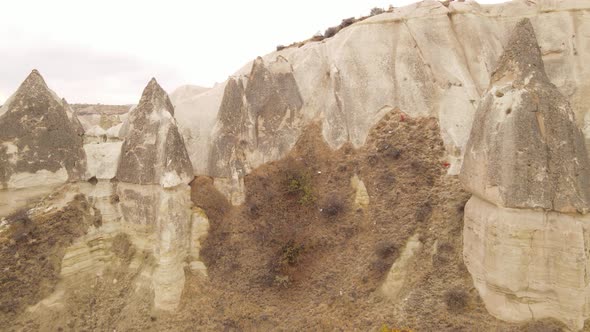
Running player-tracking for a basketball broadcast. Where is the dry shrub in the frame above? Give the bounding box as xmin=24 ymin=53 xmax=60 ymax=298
xmin=524 ymin=319 xmax=565 ymax=332
xmin=320 ymin=194 xmax=345 ymax=217
xmin=280 ymin=240 xmax=304 ymax=266
xmin=415 ymin=201 xmax=433 ymax=222
xmin=371 ymin=7 xmax=385 ymax=15
xmin=190 ymin=176 xmax=231 ymax=222
xmin=444 ymin=288 xmax=468 ymax=312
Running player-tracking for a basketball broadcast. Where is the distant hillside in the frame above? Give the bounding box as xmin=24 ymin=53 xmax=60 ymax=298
xmin=71 ymin=103 xmax=132 ymax=115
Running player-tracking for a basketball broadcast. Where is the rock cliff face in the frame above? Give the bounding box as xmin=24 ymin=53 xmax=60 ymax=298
xmin=0 ymin=70 xmax=86 ymax=189
xmin=461 ymin=18 xmax=590 ymax=330
xmin=175 ymin=0 xmax=590 ymax=183
xmin=2 ymin=0 xmax=590 ymax=330
xmin=207 ymin=57 xmax=303 ymax=203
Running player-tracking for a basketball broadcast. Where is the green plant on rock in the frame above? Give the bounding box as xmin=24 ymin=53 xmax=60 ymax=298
xmin=280 ymin=240 xmax=304 ymax=266
xmin=286 ymin=172 xmax=316 ymax=205
xmin=274 ymin=274 xmax=291 ymax=288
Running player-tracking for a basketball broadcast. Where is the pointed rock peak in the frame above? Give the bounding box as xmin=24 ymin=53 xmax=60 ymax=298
xmin=137 ymin=77 xmax=175 ymax=116
xmin=461 ymin=18 xmax=590 ymax=213
xmin=18 ymin=69 xmax=50 ymax=92
xmin=250 ymin=57 xmax=268 ymax=75
xmin=491 ymin=18 xmax=545 ymax=83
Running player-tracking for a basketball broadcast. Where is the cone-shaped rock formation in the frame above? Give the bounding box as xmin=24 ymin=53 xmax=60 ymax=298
xmin=460 ymin=19 xmax=590 ymax=214
xmin=462 ymin=19 xmax=590 ymax=331
xmin=116 ymin=78 xmax=193 ymax=187
xmin=0 ymin=70 xmax=86 ymax=189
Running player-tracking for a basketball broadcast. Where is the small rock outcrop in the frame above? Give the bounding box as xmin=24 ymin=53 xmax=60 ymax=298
xmin=461 ymin=19 xmax=590 ymax=331
xmin=0 ymin=70 xmax=86 ymax=189
xmin=117 ymin=78 xmax=193 ymax=187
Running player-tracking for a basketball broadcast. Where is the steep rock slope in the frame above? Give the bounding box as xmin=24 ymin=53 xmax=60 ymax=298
xmin=0 ymin=70 xmax=86 ymax=189
xmin=461 ymin=19 xmax=590 ymax=331
xmin=175 ymin=0 xmax=590 ymax=181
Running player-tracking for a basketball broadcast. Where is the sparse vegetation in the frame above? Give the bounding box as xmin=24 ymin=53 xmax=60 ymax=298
xmin=320 ymin=194 xmax=345 ymax=217
xmin=371 ymin=7 xmax=385 ymax=16
xmin=444 ymin=288 xmax=469 ymax=312
xmin=324 ymin=17 xmax=361 ymax=39
xmin=274 ymin=274 xmax=291 ymax=288
xmin=324 ymin=26 xmax=339 ymax=39
xmin=286 ymin=171 xmax=316 ymax=205
xmin=6 ymin=209 xmax=33 ymax=243
xmin=379 ymin=324 xmax=413 ymax=332
xmin=376 ymin=241 xmax=398 ymax=260
xmin=415 ymin=201 xmax=433 ymax=222
xmin=280 ymin=240 xmax=304 ymax=266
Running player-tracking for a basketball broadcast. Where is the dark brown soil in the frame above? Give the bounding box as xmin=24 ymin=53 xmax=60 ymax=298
xmin=0 ymin=194 xmax=98 ymax=327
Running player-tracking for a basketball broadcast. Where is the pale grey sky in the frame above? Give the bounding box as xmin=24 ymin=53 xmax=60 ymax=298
xmin=0 ymin=0 xmax=508 ymax=104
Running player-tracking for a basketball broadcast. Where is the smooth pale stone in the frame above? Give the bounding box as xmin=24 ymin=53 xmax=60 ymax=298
xmin=351 ymin=174 xmax=370 ymax=210
xmin=84 ymin=141 xmax=123 ymax=180
xmin=463 ymin=196 xmax=590 ymax=331
xmin=380 ymin=233 xmax=422 ymax=298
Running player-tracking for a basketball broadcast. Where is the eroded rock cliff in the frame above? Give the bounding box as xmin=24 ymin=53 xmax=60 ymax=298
xmin=174 ymin=0 xmax=590 ymax=184
xmin=462 ymin=18 xmax=590 ymax=331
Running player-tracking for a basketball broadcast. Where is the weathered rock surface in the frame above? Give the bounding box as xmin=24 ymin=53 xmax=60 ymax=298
xmin=175 ymin=0 xmax=590 ymax=179
xmin=461 ymin=19 xmax=590 ymax=214
xmin=461 ymin=19 xmax=590 ymax=331
xmin=117 ymin=78 xmax=193 ymax=187
xmin=0 ymin=70 xmax=86 ymax=189
xmin=463 ymin=196 xmax=590 ymax=331
xmin=113 ymin=79 xmax=195 ymax=310
xmin=209 ymin=56 xmax=303 ymax=178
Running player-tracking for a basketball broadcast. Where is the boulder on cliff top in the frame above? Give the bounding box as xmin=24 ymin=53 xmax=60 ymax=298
xmin=116 ymin=78 xmax=193 ymax=187
xmin=460 ymin=19 xmax=590 ymax=213
xmin=0 ymin=69 xmax=86 ymax=189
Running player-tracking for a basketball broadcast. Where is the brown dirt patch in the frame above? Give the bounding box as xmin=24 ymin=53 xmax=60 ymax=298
xmin=0 ymin=194 xmax=98 ymax=326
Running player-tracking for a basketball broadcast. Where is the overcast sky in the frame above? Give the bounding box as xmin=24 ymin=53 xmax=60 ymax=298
xmin=0 ymin=0 xmax=508 ymax=105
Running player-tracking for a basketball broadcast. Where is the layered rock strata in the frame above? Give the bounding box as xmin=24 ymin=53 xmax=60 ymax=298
xmin=461 ymin=19 xmax=590 ymax=331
